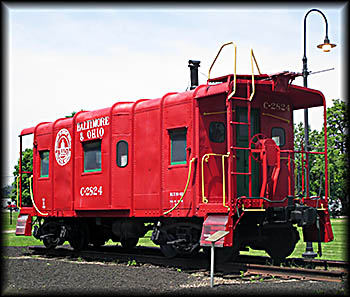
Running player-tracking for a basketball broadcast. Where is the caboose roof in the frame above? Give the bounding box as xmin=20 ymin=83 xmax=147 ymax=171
xmin=20 ymin=127 xmax=35 ymax=136
xmin=197 ymin=72 xmax=325 ymax=110
xmin=288 ymin=85 xmax=325 ymax=110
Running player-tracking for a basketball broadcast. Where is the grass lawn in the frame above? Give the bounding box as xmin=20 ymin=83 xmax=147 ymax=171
xmin=2 ymin=211 xmax=19 ymax=231
xmin=2 ymin=212 xmax=347 ymax=261
xmin=240 ymin=218 xmax=348 ymax=261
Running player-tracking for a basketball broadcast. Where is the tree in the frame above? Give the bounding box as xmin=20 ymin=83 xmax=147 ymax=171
xmin=326 ymin=99 xmax=348 ymax=154
xmin=2 ymin=185 xmax=13 ymax=197
xmin=325 ymin=99 xmax=349 ymax=214
xmin=294 ymin=99 xmax=349 ymax=215
xmin=293 ymin=122 xmax=324 ymax=197
xmin=10 ymin=148 xmax=33 ymax=206
xmin=65 ymin=111 xmax=77 ymax=118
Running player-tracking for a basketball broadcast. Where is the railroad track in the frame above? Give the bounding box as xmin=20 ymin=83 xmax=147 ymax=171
xmin=27 ymin=245 xmax=347 ymax=283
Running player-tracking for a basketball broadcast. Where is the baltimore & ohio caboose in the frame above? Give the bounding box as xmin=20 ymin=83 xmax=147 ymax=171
xmin=16 ymin=42 xmax=333 ymax=264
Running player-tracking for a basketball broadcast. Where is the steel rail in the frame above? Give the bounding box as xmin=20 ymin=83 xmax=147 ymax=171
xmin=28 ymin=245 xmax=347 ymax=283
xmin=243 ymin=263 xmax=346 ymax=283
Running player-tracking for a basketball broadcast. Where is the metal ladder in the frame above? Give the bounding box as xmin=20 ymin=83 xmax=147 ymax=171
xmin=208 ymin=43 xmax=261 ymax=211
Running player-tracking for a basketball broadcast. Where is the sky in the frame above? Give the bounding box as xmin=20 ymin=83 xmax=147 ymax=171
xmin=3 ymin=3 xmax=347 ymax=187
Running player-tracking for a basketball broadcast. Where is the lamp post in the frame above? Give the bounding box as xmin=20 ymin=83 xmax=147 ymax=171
xmin=301 ymin=8 xmax=336 ymax=258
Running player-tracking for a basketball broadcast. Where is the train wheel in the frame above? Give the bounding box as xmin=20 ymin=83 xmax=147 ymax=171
xmin=43 ymin=236 xmax=62 ymax=249
xmin=158 ymin=222 xmax=201 ymax=258
xmin=40 ymin=221 xmax=64 ymax=249
xmin=121 ymin=238 xmax=139 ymax=249
xmin=160 ymin=233 xmax=178 ymax=258
xmin=263 ymin=226 xmax=299 ymax=265
xmin=68 ymin=223 xmax=89 ymax=251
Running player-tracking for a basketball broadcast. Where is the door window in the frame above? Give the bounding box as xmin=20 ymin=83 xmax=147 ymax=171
xmin=40 ymin=151 xmax=49 ymax=177
xmin=116 ymin=140 xmax=128 ymax=167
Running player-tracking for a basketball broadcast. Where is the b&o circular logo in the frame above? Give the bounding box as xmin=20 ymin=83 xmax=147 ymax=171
xmin=55 ymin=128 xmax=72 ymax=166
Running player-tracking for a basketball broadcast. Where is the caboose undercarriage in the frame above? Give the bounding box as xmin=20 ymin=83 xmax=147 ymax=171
xmin=30 ymin=196 xmax=317 ymax=264
xmin=16 ymin=43 xmax=333 ymax=264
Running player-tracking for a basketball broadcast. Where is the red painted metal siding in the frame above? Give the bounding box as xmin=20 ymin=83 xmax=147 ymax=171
xmin=111 ymin=103 xmax=133 ymax=210
xmin=34 ymin=123 xmax=53 ymax=213
xmin=162 ymin=94 xmax=193 ymax=216
xmin=133 ymin=100 xmax=161 ymax=214
xmin=53 ymin=118 xmax=73 ymax=214
xmin=74 ymin=108 xmax=111 ymax=210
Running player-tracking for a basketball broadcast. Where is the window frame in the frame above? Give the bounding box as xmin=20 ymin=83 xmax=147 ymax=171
xmin=209 ymin=121 xmax=226 ymax=143
xmin=83 ymin=140 xmax=102 ymax=173
xmin=271 ymin=127 xmax=286 ymax=147
xmin=169 ymin=128 xmax=187 ymax=165
xmin=116 ymin=140 xmax=128 ymax=168
xmin=39 ymin=150 xmax=50 ymax=178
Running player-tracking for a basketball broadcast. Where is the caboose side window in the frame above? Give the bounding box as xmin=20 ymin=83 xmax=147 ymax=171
xmin=169 ymin=128 xmax=187 ymax=165
xmin=271 ymin=127 xmax=286 ymax=147
xmin=116 ymin=140 xmax=128 ymax=167
xmin=209 ymin=121 xmax=226 ymax=143
xmin=83 ymin=140 xmax=101 ymax=172
xmin=40 ymin=151 xmax=49 ymax=177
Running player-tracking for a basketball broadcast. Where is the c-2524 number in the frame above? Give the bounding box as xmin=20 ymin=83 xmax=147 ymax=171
xmin=263 ymin=101 xmax=290 ymax=112
xmin=80 ymin=185 xmax=103 ymax=197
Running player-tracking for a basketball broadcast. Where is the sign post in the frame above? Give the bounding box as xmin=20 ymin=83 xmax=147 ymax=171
xmin=8 ymin=201 xmax=13 ymax=225
xmin=206 ymin=230 xmax=229 ymax=288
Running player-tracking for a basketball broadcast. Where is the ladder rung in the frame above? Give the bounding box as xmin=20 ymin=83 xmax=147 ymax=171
xmin=231 ymin=172 xmax=251 ymax=175
xmin=229 ymin=96 xmax=250 ymax=101
xmin=231 ymin=146 xmax=249 ymax=150
xmin=230 ymin=121 xmax=250 ymax=125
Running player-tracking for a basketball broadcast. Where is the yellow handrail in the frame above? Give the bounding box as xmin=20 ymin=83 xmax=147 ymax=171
xmin=227 ymin=43 xmax=237 ymax=100
xmin=163 ymin=158 xmax=196 ymax=215
xmin=251 ymin=49 xmax=261 ymax=75
xmin=250 ymin=49 xmax=255 ymax=101
xmin=29 ymin=175 xmax=48 ymax=216
xmin=16 ymin=174 xmax=21 ymax=209
xmin=208 ymin=43 xmax=262 ymax=102
xmin=203 ymin=109 xmax=235 ymax=116
xmin=208 ymin=42 xmax=233 ymax=79
xmin=249 ymin=48 xmax=261 ymax=101
xmin=262 ymin=112 xmax=290 ymax=124
xmin=221 ymin=153 xmax=230 ymax=211
xmin=201 ymin=153 xmax=232 ymax=211
xmin=208 ymin=42 xmax=237 ymax=101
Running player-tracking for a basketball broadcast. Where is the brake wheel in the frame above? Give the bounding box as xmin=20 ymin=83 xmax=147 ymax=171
xmin=249 ymin=133 xmax=268 ymax=162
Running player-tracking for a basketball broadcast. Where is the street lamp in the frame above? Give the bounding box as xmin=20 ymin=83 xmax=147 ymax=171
xmin=301 ymin=8 xmax=336 ymax=258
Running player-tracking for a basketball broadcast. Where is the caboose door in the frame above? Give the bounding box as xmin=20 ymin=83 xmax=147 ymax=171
xmin=235 ymin=106 xmax=260 ymax=197
xmin=199 ymin=95 xmax=228 ymax=205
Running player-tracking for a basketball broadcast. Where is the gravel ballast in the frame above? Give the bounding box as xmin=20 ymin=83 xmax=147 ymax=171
xmin=2 ymin=247 xmax=348 ymax=295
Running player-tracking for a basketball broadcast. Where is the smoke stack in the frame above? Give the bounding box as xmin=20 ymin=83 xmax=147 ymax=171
xmin=188 ymin=60 xmax=201 ymax=90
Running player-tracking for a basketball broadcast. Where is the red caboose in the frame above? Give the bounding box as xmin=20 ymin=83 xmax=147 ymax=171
xmin=16 ymin=43 xmax=333 ymax=263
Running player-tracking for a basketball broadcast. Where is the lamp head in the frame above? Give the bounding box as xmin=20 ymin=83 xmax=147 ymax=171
xmin=317 ymin=37 xmax=336 ymax=52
